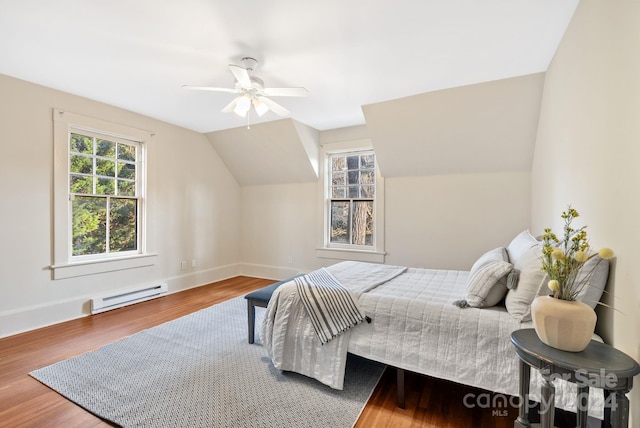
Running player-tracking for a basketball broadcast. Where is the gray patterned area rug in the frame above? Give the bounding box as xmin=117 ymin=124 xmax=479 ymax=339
xmin=30 ymin=296 xmax=385 ymax=427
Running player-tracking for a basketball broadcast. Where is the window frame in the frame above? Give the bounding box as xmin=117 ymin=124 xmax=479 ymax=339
xmin=316 ymin=141 xmax=385 ymax=263
xmin=51 ymin=109 xmax=157 ymax=279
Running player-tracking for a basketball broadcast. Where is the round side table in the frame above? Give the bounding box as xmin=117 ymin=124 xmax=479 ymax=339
xmin=511 ymin=329 xmax=639 ymax=428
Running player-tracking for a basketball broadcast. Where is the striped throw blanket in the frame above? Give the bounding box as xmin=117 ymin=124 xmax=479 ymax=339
xmin=294 ymin=268 xmax=368 ymax=345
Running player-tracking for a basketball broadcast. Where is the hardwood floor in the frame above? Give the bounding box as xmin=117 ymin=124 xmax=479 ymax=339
xmin=0 ymin=276 xmax=519 ymax=427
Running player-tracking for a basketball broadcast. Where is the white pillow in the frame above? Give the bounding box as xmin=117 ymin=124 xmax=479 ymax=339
xmin=460 ymin=247 xmax=512 ymax=308
xmin=506 ymin=230 xmax=538 ymax=265
xmin=505 ymin=243 xmax=549 ymax=322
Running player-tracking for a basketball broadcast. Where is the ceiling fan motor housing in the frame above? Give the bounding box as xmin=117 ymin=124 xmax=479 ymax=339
xmin=241 ymin=57 xmax=258 ymax=72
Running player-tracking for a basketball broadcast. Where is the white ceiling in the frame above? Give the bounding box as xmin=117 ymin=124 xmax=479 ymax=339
xmin=0 ymin=0 xmax=578 ymax=133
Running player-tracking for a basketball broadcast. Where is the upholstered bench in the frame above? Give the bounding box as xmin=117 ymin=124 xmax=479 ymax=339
xmin=245 ymin=276 xmax=301 ymax=344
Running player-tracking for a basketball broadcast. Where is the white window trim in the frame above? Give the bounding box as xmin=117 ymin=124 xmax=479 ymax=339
xmin=51 ymin=109 xmax=157 ymax=279
xmin=316 ymin=139 xmax=385 ymax=263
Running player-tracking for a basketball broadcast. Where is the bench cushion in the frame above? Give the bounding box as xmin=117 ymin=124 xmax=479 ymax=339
xmin=245 ymin=275 xmax=302 ymax=304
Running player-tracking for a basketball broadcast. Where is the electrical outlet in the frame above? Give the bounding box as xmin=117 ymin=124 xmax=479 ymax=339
xmin=181 ymin=261 xmax=187 ymax=271
xmin=287 ymin=255 xmax=293 ymax=264
xmin=191 ymin=259 xmax=197 ymax=268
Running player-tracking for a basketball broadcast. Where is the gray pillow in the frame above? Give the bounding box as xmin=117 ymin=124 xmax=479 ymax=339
xmin=457 ymin=247 xmax=513 ymax=308
xmin=575 ymin=253 xmax=610 ymax=308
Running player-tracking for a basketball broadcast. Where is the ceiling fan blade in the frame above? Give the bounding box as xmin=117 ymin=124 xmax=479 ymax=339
xmin=263 ymin=87 xmax=309 ymax=97
xmin=228 ymin=64 xmax=252 ymax=89
xmin=182 ymin=85 xmax=239 ymax=93
xmin=256 ymin=96 xmax=290 ymax=116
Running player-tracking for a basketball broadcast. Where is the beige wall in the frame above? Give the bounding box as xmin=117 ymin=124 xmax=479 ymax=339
xmin=239 ymin=143 xmax=531 ymax=277
xmin=384 ymin=173 xmax=530 ymax=270
xmin=531 ymin=0 xmax=640 ymax=421
xmin=239 ymin=183 xmax=319 ymax=279
xmin=0 ymin=74 xmax=242 ymax=337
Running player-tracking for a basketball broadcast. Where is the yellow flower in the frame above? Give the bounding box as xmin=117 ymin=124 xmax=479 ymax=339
xmin=551 ymin=248 xmax=565 ymax=260
xmin=541 ymin=206 xmax=615 ymax=301
xmin=598 ymin=247 xmax=614 ymax=259
xmin=574 ymin=250 xmax=589 ymax=263
xmin=548 ymin=280 xmax=560 ymax=292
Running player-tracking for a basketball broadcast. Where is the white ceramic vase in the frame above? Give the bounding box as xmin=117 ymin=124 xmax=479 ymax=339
xmin=531 ymin=295 xmax=597 ymax=352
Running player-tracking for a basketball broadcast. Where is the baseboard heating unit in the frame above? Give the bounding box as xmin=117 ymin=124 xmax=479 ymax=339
xmin=91 ymin=282 xmax=168 ymax=314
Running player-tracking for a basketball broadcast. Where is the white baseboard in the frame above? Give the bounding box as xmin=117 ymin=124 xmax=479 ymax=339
xmin=0 ymin=263 xmax=242 ymax=339
xmin=0 ymin=296 xmax=90 ymax=339
xmin=238 ymin=263 xmax=302 ymax=281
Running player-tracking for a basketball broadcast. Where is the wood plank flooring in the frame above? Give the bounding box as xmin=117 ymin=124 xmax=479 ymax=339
xmin=0 ymin=276 xmax=519 ymax=428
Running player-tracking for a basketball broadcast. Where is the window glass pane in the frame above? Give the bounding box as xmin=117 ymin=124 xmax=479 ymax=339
xmin=330 ymin=201 xmax=350 ymax=244
xmin=360 ymin=185 xmax=375 ymax=198
xmin=110 ymin=198 xmax=137 ymax=252
xmin=72 ymin=196 xmax=107 ymax=256
xmin=96 ymin=139 xmax=116 ymax=157
xmin=96 ymin=178 xmax=115 ymax=195
xmin=70 ymin=154 xmax=93 ymax=174
xmin=348 ymin=186 xmax=359 ymax=198
xmin=332 ymin=156 xmax=345 ymax=171
xmin=117 ymin=180 xmax=136 ymax=196
xmin=347 ymin=170 xmax=359 ymax=185
xmin=118 ymin=143 xmax=136 ymax=161
xmin=70 ymin=175 xmax=93 ymax=194
xmin=96 ymin=158 xmax=116 ymax=177
xmin=352 ymin=200 xmax=373 ymax=246
xmin=360 ymin=169 xmax=375 ymax=185
xmin=332 ymin=187 xmax=345 ymax=198
xmin=70 ymin=133 xmax=93 ymax=154
xmin=361 ymin=154 xmax=375 ymax=169
xmin=118 ymin=162 xmax=136 ymax=180
xmin=346 ymin=156 xmax=359 ymax=170
xmin=331 ymin=170 xmax=345 ymax=186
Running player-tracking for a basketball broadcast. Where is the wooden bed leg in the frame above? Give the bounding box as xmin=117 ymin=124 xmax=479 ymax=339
xmin=397 ymin=367 xmax=405 ymax=409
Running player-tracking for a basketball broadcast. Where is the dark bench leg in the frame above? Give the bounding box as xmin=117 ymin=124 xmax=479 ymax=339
xmin=397 ymin=368 xmax=405 ymax=409
xmin=247 ymin=300 xmax=256 ymax=344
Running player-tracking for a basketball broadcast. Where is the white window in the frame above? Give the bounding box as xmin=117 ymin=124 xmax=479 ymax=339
xmin=328 ymin=151 xmax=376 ymax=247
xmin=317 ymin=145 xmax=385 ymax=263
xmin=51 ymin=109 xmax=157 ymax=279
xmin=68 ymin=131 xmax=141 ymax=258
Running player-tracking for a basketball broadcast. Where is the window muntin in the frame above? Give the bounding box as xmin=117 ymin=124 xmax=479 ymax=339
xmin=328 ymin=152 xmax=375 ymax=247
xmin=68 ymin=131 xmax=141 ymax=258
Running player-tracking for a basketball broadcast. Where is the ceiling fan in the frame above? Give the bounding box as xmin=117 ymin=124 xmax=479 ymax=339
xmin=182 ymin=57 xmax=308 ymax=118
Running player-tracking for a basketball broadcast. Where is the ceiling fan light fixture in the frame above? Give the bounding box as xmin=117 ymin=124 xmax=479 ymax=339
xmin=253 ymin=98 xmax=269 ymax=116
xmin=233 ymin=95 xmax=251 ymax=117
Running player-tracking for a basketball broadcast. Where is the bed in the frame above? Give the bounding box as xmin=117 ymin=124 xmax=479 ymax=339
xmin=261 ymin=230 xmax=610 ymax=420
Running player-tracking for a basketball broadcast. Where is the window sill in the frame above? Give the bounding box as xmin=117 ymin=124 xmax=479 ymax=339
xmin=50 ymin=253 xmax=158 ymax=280
xmin=316 ymin=248 xmax=385 ymax=264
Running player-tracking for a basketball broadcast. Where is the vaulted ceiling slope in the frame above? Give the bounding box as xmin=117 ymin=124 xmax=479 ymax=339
xmin=207 ymin=73 xmax=545 ymax=183
xmin=206 ymin=119 xmax=319 ymax=186
xmin=364 ymin=73 xmax=546 ymax=177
